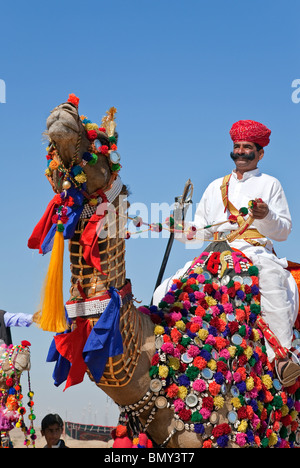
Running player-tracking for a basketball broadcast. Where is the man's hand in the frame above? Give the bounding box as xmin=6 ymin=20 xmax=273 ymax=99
xmin=248 ymin=198 xmax=269 ymax=220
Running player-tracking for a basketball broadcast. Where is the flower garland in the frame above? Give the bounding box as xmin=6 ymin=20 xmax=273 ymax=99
xmin=140 ymin=248 xmax=300 ymax=448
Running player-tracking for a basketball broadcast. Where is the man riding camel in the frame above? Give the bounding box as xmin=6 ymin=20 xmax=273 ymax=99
xmin=154 ymin=119 xmax=300 ymax=386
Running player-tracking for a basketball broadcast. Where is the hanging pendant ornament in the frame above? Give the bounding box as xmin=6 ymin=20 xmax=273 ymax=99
xmin=62 ymin=180 xmax=72 ymax=190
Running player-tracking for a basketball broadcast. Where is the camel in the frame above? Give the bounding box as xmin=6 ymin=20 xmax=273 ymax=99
xmin=29 ymin=95 xmax=300 ymax=448
xmin=0 ymin=341 xmax=33 ymax=446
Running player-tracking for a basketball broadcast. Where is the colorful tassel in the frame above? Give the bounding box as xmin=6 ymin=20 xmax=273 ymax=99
xmin=36 ymin=222 xmax=67 ymax=333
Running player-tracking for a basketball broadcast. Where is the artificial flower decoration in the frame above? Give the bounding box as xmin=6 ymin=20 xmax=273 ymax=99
xmin=67 ymin=93 xmax=80 ymax=107
xmin=139 ymin=247 xmax=300 ymax=448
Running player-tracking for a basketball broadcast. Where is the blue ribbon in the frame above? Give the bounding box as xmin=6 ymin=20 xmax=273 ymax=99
xmin=47 ymin=288 xmax=123 ymax=386
xmin=41 ymin=187 xmax=85 ymax=254
xmin=83 ymin=288 xmax=123 ymax=382
xmin=46 ymin=310 xmax=72 ymax=387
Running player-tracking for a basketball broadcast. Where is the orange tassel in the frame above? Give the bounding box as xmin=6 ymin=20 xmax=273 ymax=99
xmin=36 ymin=224 xmax=67 ymax=332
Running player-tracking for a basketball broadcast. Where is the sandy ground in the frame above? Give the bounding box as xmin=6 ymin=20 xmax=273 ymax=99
xmin=9 ymin=427 xmax=113 ymax=448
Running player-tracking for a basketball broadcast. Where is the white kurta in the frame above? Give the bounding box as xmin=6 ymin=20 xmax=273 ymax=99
xmin=153 ymin=168 xmax=299 ymax=360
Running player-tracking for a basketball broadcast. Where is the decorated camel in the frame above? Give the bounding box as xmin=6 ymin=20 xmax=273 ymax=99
xmin=28 ymin=95 xmax=300 ymax=448
xmin=0 ymin=341 xmax=35 ymax=447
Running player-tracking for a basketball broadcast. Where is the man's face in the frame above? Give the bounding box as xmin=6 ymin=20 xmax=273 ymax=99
xmin=231 ymin=141 xmax=263 ymax=172
xmin=42 ymin=423 xmax=63 ymax=447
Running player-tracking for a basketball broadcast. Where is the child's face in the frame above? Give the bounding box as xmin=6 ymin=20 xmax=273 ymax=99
xmin=42 ymin=423 xmax=63 ymax=447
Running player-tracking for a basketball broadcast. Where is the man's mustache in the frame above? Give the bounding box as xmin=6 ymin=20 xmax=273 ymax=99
xmin=230 ymin=151 xmax=256 ymax=161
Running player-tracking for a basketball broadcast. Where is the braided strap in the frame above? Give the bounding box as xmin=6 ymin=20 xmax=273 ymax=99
xmin=256 ymin=315 xmax=289 ymax=359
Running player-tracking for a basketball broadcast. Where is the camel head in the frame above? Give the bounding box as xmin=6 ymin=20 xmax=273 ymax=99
xmin=0 ymin=341 xmax=31 ymax=389
xmin=45 ymin=94 xmax=121 ymax=195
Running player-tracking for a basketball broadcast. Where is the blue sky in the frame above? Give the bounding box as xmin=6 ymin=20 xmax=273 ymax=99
xmin=1 ymin=0 xmax=300 ymax=428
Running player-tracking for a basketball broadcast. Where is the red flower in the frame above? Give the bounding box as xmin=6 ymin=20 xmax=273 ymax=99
xmin=195 ymin=306 xmax=206 ymax=317
xmin=21 ymin=340 xmax=31 ymax=347
xmin=68 ymin=93 xmax=80 ymax=107
xmin=87 ymin=130 xmax=98 ymax=141
xmin=99 ymin=127 xmax=106 ymax=133
xmin=150 ymin=314 xmax=162 ymax=324
xmin=178 ymin=408 xmax=192 ymax=421
xmin=202 ymin=396 xmax=214 ymax=411
xmin=53 ymin=194 xmax=62 ymax=205
xmin=210 ymin=317 xmax=220 ymax=330
xmin=281 ymin=415 xmax=292 ymax=427
xmin=100 ymin=145 xmax=109 ymax=154
xmin=228 ymin=321 xmax=239 ymax=335
xmin=167 ymin=383 xmax=179 ymax=398
xmin=170 ymin=328 xmax=182 ymax=344
xmin=60 ymin=215 xmax=69 ymax=224
xmin=183 ymin=285 xmax=193 ymax=294
xmin=227 ymin=287 xmax=236 ymax=298
xmin=5 ymin=378 xmax=14 ymax=387
xmin=237 ymin=407 xmax=248 ymax=419
xmin=190 ymin=323 xmax=200 ymax=333
xmin=204 ymin=284 xmax=214 ymax=295
xmin=212 ymin=423 xmax=231 ymax=438
xmin=66 ymin=196 xmax=74 ymax=207
xmin=151 ymin=354 xmax=159 ymax=366
xmin=215 ymin=336 xmax=228 ymax=350
xmin=194 ymin=356 xmax=208 ymax=370
xmin=217 ymin=361 xmax=228 ymax=375
xmin=206 ymin=252 xmax=221 ymax=275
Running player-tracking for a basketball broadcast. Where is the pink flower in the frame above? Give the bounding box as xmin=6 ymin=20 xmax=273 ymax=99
xmin=247 ymin=388 xmax=258 ymax=398
xmin=254 ymin=361 xmax=262 ymax=374
xmin=210 ymin=306 xmax=219 ymax=317
xmin=183 ymin=300 xmax=191 ymax=310
xmin=252 ymin=414 xmax=260 ymax=430
xmin=233 ymin=371 xmax=242 ymax=383
xmin=161 ymin=343 xmax=174 ymax=355
xmin=295 ymin=401 xmax=300 ymax=412
xmin=219 ymin=349 xmax=230 ymax=360
xmin=173 ymin=399 xmax=185 ymax=412
xmin=236 ymin=433 xmax=247 ymax=447
xmin=171 ymin=312 xmax=182 ymax=322
xmin=223 ymin=303 xmax=233 ymax=313
xmin=163 ymin=294 xmax=175 ymax=304
xmin=187 ymin=345 xmax=200 ymax=358
xmin=192 ymin=379 xmax=207 ymax=392
xmin=194 ymin=291 xmax=205 ymax=300
xmin=205 ymin=334 xmax=216 ymax=346
xmin=200 ymin=408 xmax=211 ymax=420
xmin=192 ymin=316 xmax=203 ymax=325
xmin=196 ymin=274 xmax=205 ymax=284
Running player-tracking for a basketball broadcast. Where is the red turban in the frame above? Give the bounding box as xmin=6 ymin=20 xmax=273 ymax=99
xmin=229 ymin=120 xmax=271 ymax=147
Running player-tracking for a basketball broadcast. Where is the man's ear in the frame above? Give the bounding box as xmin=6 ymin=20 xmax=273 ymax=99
xmin=258 ymin=149 xmax=264 ymax=161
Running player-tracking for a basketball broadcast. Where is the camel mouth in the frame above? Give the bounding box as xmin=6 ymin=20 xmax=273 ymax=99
xmin=46 ymin=103 xmax=81 ymax=141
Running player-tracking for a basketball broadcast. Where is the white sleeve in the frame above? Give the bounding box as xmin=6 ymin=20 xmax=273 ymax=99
xmin=254 ymin=180 xmax=292 ymax=241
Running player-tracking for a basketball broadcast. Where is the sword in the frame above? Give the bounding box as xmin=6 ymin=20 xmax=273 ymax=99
xmin=151 ymin=179 xmax=193 ymax=303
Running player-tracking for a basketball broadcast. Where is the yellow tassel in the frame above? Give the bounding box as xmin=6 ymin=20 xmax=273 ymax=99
xmin=36 ymin=224 xmax=67 ymax=333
